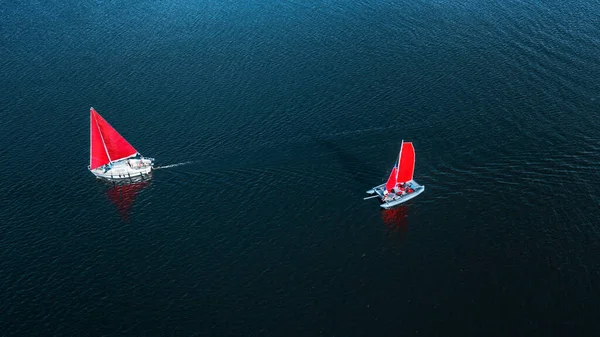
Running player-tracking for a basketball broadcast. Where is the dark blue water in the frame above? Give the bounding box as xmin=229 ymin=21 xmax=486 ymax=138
xmin=3 ymin=0 xmax=600 ymax=335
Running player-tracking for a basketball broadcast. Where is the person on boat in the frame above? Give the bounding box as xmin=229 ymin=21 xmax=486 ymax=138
xmin=383 ymin=189 xmax=392 ymax=201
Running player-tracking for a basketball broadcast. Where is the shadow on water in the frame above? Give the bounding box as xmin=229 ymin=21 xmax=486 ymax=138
xmin=316 ymin=137 xmax=414 ymax=239
xmin=315 ymin=138 xmax=372 ymax=185
xmin=103 ymin=177 xmax=151 ymax=222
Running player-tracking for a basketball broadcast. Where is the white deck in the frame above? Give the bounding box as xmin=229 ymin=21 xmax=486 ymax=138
xmin=366 ymin=179 xmax=425 ymax=209
xmin=90 ymin=157 xmax=154 ymax=180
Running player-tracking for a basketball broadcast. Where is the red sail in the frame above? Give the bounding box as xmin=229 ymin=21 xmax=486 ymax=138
xmin=89 ymin=108 xmax=137 ymax=169
xmin=385 ymin=146 xmax=402 ymax=192
xmin=90 ymin=108 xmax=111 ymax=169
xmin=397 ymin=142 xmax=415 ymax=183
xmin=385 ymin=166 xmax=398 ymax=192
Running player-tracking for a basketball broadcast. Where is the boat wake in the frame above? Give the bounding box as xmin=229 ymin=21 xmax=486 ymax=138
xmin=154 ymin=161 xmax=193 ymax=170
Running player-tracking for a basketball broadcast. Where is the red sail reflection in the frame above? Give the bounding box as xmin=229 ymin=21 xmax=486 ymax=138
xmin=381 ymin=206 xmax=409 ymax=235
xmin=105 ymin=180 xmax=149 ymax=222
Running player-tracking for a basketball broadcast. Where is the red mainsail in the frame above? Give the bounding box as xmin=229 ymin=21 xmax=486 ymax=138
xmin=89 ymin=108 xmax=138 ymax=170
xmin=396 ymin=142 xmax=415 ymax=183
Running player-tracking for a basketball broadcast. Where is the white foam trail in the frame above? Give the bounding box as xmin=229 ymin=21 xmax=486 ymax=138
xmin=154 ymin=161 xmax=193 ymax=170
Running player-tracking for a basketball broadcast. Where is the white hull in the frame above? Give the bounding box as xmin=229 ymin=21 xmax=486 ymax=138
xmin=90 ymin=157 xmax=154 ymax=180
xmin=366 ymin=179 xmax=425 ymax=209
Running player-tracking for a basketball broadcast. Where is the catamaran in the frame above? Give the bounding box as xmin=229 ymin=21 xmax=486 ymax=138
xmin=89 ymin=107 xmax=154 ymax=180
xmin=365 ymin=141 xmax=425 ymax=208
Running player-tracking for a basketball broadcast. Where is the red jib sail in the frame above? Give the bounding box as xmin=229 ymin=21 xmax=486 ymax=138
xmin=90 ymin=109 xmax=110 ymax=170
xmin=385 ymin=145 xmax=402 ymax=192
xmin=396 ymin=142 xmax=415 ymax=183
xmin=385 ymin=165 xmax=398 ymax=192
xmin=89 ymin=108 xmax=138 ymax=170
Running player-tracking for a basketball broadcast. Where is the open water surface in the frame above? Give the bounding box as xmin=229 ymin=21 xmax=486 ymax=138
xmin=2 ymin=0 xmax=600 ymax=335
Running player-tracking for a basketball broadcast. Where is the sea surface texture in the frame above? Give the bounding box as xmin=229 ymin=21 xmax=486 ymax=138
xmin=2 ymin=0 xmax=600 ymax=335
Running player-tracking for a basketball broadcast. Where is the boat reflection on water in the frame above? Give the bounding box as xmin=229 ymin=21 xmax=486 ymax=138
xmin=381 ymin=205 xmax=409 ymax=237
xmin=104 ymin=176 xmax=150 ymax=222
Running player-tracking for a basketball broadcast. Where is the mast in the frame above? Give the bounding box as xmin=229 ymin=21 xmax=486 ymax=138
xmin=93 ymin=109 xmax=112 ymax=163
xmin=90 ymin=107 xmax=116 ymax=170
xmin=395 ymin=140 xmax=403 ymax=184
xmin=90 ymin=108 xmax=93 ymax=168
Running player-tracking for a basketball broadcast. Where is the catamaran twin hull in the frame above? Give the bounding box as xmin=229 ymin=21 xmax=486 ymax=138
xmin=365 ymin=141 xmax=424 ymax=208
xmin=90 ymin=157 xmax=154 ymax=180
xmin=366 ymin=180 xmax=425 ymax=209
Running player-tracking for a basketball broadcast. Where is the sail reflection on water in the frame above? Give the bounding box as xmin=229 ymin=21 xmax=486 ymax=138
xmin=381 ymin=206 xmax=409 ymax=236
xmin=104 ymin=178 xmax=150 ymax=222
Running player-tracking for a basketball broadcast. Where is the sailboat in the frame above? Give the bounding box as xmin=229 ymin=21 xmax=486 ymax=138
xmin=365 ymin=141 xmax=425 ymax=208
xmin=89 ymin=107 xmax=154 ymax=180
